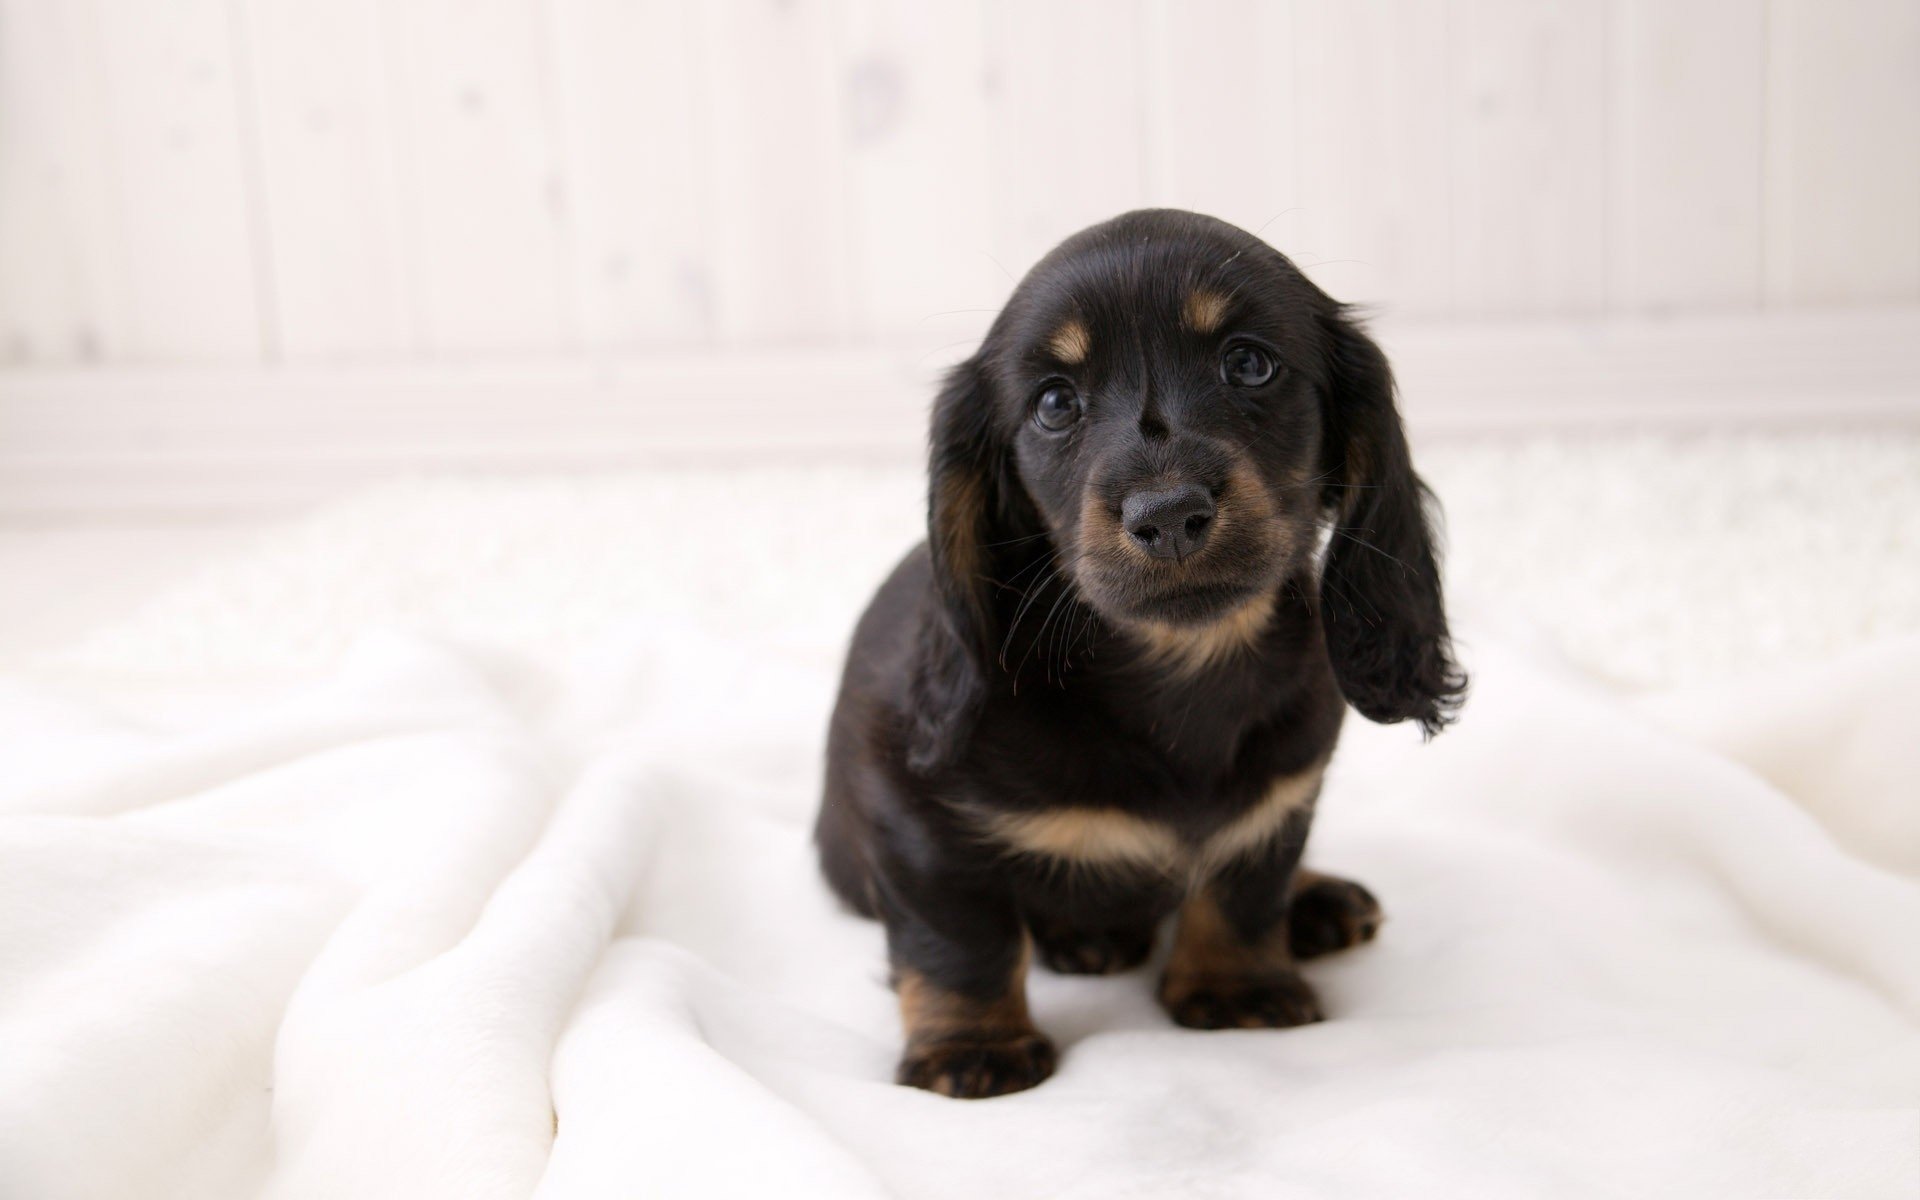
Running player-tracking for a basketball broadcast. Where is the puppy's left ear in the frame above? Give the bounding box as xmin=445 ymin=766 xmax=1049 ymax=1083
xmin=906 ymin=355 xmax=1004 ymax=773
xmin=1316 ymin=307 xmax=1466 ymax=735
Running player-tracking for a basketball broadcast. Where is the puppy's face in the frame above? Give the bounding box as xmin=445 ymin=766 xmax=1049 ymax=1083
xmin=977 ymin=213 xmax=1331 ymax=632
xmin=914 ymin=209 xmax=1459 ymax=769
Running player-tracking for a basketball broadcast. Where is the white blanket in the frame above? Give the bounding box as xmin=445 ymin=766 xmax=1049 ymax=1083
xmin=4 ymin=599 xmax=1918 ymax=1199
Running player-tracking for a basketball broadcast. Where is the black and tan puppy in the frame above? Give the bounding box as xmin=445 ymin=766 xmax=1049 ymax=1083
xmin=816 ymin=209 xmax=1464 ymax=1098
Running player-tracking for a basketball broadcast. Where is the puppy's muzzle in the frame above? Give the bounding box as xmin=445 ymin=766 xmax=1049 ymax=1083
xmin=1121 ymin=483 xmax=1215 ymax=561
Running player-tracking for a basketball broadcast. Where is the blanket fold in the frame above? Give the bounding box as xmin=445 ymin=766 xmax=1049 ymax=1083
xmin=3 ymin=618 xmax=1916 ymax=1199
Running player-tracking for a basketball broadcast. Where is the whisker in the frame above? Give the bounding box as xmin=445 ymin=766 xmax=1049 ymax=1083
xmin=994 ymin=548 xmax=1061 ymax=595
xmin=918 ymin=307 xmax=1003 ymax=322
xmin=913 ymin=337 xmax=990 ymax=366
xmin=999 ymin=554 xmax=1064 ymax=666
xmin=979 ymin=250 xmax=1019 ymax=284
xmin=1332 ymin=528 xmax=1413 ymax=575
xmin=975 ymin=529 xmax=1057 ymax=550
xmin=1253 ymin=207 xmax=1303 ymax=239
xmin=1318 ymin=561 xmax=1381 ymax=624
xmin=1046 ymin=575 xmax=1087 ymax=683
xmin=1018 ymin=572 xmax=1081 ymax=687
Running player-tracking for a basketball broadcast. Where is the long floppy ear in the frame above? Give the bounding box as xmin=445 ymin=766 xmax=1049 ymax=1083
xmin=906 ymin=356 xmax=1003 ymax=773
xmin=1317 ymin=308 xmax=1466 ymax=735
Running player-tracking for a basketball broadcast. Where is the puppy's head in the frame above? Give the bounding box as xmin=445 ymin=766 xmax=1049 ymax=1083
xmin=911 ymin=210 xmax=1463 ymax=770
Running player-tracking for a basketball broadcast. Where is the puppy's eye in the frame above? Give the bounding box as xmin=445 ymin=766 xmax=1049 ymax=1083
xmin=1033 ymin=384 xmax=1083 ymax=432
xmin=1221 ymin=342 xmax=1277 ymax=388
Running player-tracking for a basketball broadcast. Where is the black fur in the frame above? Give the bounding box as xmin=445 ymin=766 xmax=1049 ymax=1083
xmin=816 ymin=209 xmax=1464 ymax=1097
xmin=1315 ymin=312 xmax=1467 ymax=734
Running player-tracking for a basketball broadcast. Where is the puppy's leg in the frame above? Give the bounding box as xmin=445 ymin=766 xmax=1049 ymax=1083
xmin=881 ymin=876 xmax=1054 ymax=1098
xmin=1287 ymin=868 xmax=1383 ymax=960
xmin=1159 ymin=811 xmax=1324 ymax=1029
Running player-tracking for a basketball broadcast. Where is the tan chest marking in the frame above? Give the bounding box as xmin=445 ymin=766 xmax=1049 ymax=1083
xmin=970 ymin=763 xmax=1325 ymax=880
xmin=978 ymin=806 xmax=1183 ymax=870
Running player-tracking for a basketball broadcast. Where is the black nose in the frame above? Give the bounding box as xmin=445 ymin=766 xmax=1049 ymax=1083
xmin=1121 ymin=484 xmax=1215 ymax=560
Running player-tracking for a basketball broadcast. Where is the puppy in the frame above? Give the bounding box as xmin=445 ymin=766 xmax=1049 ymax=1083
xmin=816 ymin=209 xmax=1464 ymax=1099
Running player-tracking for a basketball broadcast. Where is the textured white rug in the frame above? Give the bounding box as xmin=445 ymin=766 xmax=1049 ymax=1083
xmin=4 ymin=430 xmax=1919 ymax=1199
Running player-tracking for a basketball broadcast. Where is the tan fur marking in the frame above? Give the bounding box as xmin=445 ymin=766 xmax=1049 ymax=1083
xmin=1193 ymin=762 xmax=1324 ymax=877
xmin=1048 ymin=319 xmax=1092 ymax=364
xmin=967 ymin=761 xmax=1323 ymax=881
xmin=974 ymin=807 xmax=1184 ymax=871
xmin=1128 ymin=592 xmax=1276 ymax=677
xmin=1159 ymin=885 xmax=1324 ymax=1027
xmin=897 ymin=946 xmax=1035 ymax=1049
xmin=935 ymin=470 xmax=985 ymax=593
xmin=1103 ymin=460 xmax=1291 ymax=677
xmin=1183 ymin=289 xmax=1230 ymax=335
xmin=1164 ymin=889 xmax=1288 ymax=985
xmin=1078 ymin=490 xmax=1126 ymax=564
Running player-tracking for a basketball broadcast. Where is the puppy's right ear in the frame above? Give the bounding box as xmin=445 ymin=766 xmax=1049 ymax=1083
xmin=907 ymin=356 xmax=1002 ymax=774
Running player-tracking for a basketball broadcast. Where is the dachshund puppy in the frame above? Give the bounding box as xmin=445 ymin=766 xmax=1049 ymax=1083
xmin=816 ymin=209 xmax=1464 ymax=1099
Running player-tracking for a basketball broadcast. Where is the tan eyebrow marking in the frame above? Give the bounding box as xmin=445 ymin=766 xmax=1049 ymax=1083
xmin=1183 ymin=289 xmax=1230 ymax=335
xmin=1047 ymin=319 xmax=1091 ymax=364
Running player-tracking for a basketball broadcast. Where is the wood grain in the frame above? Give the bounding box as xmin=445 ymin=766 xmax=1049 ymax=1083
xmin=0 ymin=0 xmax=1914 ymax=364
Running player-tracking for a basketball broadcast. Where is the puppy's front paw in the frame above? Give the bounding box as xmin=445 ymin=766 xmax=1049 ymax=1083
xmin=1288 ymin=873 xmax=1383 ymax=960
xmin=1031 ymin=924 xmax=1155 ymax=976
xmin=895 ymin=1034 xmax=1057 ymax=1098
xmin=1159 ymin=970 xmax=1324 ymax=1030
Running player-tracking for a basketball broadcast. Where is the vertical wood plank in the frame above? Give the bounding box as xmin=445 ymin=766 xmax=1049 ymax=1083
xmin=92 ymin=0 xmax=265 ymax=361
xmin=0 ymin=0 xmax=123 ymax=363
xmin=1292 ymin=0 xmax=1452 ymax=312
xmin=9 ymin=0 xmax=1919 ymax=367
xmin=986 ymin=0 xmax=1150 ymax=278
xmin=1609 ymin=0 xmax=1765 ymax=313
xmin=698 ymin=0 xmax=852 ymax=344
xmin=1141 ymin=0 xmax=1301 ymax=258
xmin=1765 ymin=0 xmax=1920 ymax=306
xmin=550 ymin=0 xmax=713 ymax=348
xmin=385 ymin=0 xmax=572 ymax=353
xmin=242 ymin=0 xmax=413 ymax=359
xmin=1449 ymin=0 xmax=1608 ymax=316
xmin=839 ymin=2 xmax=1002 ymax=337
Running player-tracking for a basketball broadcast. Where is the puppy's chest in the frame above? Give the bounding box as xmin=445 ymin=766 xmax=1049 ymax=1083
xmin=964 ymin=761 xmax=1325 ymax=883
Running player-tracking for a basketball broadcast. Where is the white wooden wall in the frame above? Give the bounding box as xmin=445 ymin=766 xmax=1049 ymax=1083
xmin=2 ymin=0 xmax=1918 ymax=368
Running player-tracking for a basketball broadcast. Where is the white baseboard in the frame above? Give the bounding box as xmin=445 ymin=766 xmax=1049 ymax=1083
xmin=3 ymin=309 xmax=1917 ymax=520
